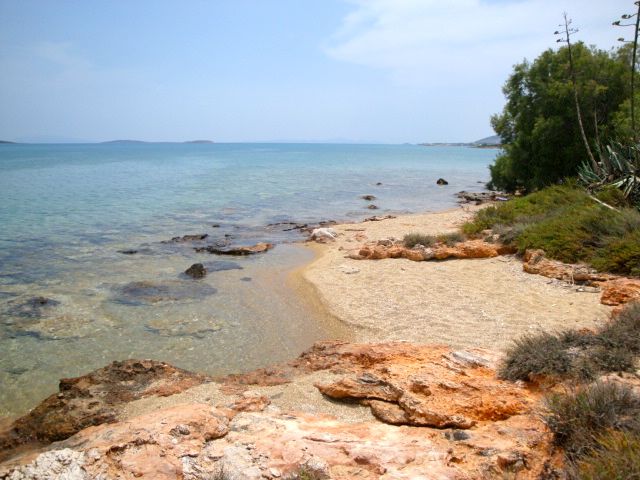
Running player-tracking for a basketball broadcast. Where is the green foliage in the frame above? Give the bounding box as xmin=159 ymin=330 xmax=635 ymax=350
xmin=545 ymin=382 xmax=640 ymax=461
xmin=489 ymin=43 xmax=629 ymax=191
xmin=403 ymin=233 xmax=435 ymax=248
xmin=499 ymin=302 xmax=640 ymax=382
xmin=436 ymin=232 xmax=464 ymax=246
xmin=595 ymin=186 xmax=630 ymax=208
xmin=574 ymin=431 xmax=640 ymax=480
xmin=463 ymin=185 xmax=640 ymax=275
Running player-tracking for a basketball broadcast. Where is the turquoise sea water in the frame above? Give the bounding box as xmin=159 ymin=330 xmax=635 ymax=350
xmin=0 ymin=143 xmax=496 ymax=417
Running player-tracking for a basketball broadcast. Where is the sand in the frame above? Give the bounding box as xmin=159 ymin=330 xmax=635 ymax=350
xmin=301 ymin=205 xmax=612 ymax=351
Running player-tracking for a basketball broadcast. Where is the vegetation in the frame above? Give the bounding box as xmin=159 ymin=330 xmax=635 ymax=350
xmin=545 ymin=382 xmax=640 ymax=461
xmin=499 ymin=302 xmax=640 ymax=381
xmin=574 ymin=431 xmax=640 ymax=479
xmin=489 ymin=43 xmax=629 ymax=192
xmin=463 ymin=184 xmax=640 ymax=275
xmin=403 ymin=233 xmax=436 ymax=248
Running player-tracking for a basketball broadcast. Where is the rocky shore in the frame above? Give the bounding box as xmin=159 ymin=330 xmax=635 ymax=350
xmin=2 ymin=205 xmax=635 ymax=479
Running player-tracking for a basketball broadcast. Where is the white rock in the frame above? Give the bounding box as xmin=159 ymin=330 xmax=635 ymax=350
xmin=310 ymin=228 xmax=338 ymax=241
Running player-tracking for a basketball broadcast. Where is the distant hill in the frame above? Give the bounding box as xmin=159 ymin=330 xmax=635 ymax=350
xmin=473 ymin=135 xmax=502 ymax=146
xmin=0 ymin=140 xmax=17 ymax=144
xmin=184 ymin=140 xmax=214 ymax=144
xmin=101 ymin=140 xmax=148 ymax=144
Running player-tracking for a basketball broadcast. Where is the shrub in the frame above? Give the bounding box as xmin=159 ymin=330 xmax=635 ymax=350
xmin=498 ymin=333 xmax=573 ymax=381
xmin=545 ymin=382 xmax=640 ymax=460
xmin=574 ymin=431 xmax=640 ymax=480
xmin=436 ymin=232 xmax=465 ymax=246
xmin=500 ymin=303 xmax=640 ymax=381
xmin=463 ymin=184 xmax=640 ymax=275
xmin=403 ymin=233 xmax=435 ymax=248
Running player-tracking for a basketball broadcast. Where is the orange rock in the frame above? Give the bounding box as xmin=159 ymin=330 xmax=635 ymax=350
xmin=600 ymin=278 xmax=640 ymax=306
xmin=522 ymin=249 xmax=613 ymax=283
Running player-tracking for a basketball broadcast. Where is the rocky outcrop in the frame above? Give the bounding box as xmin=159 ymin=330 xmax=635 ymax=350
xmin=195 ymin=242 xmax=274 ymax=255
xmin=456 ymin=191 xmax=508 ymax=205
xmin=162 ymin=234 xmax=209 ymax=244
xmin=522 ymin=249 xmax=613 ymax=283
xmin=352 ymin=239 xmax=510 ymax=262
xmin=0 ymin=343 xmax=557 ymax=479
xmin=0 ymin=360 xmax=209 ymax=457
xmin=600 ymin=278 xmax=640 ymax=306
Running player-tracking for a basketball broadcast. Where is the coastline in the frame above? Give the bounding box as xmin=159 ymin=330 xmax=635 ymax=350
xmin=299 ymin=204 xmax=611 ymax=351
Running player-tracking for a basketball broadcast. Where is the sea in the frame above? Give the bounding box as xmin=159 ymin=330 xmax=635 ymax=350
xmin=0 ymin=143 xmax=497 ymax=418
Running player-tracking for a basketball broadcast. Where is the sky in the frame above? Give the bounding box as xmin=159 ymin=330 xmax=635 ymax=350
xmin=0 ymin=0 xmax=632 ymax=143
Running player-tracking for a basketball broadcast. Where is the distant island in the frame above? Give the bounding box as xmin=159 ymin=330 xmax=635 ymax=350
xmin=0 ymin=140 xmax=17 ymax=144
xmin=419 ymin=134 xmax=502 ymax=148
xmin=100 ymin=139 xmax=215 ymax=144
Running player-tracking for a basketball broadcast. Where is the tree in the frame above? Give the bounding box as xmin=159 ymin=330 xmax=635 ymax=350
xmin=489 ymin=43 xmax=628 ymax=192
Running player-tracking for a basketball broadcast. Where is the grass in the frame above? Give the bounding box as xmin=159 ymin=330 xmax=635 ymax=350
xmin=498 ymin=303 xmax=640 ymax=382
xmin=573 ymin=431 xmax=640 ymax=479
xmin=403 ymin=232 xmax=464 ymax=248
xmin=462 ymin=184 xmax=640 ymax=276
xmin=545 ymin=382 xmax=640 ymax=461
xmin=403 ymin=233 xmax=435 ymax=248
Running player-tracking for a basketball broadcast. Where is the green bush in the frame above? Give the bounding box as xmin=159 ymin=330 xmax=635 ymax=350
xmin=463 ymin=185 xmax=640 ymax=276
xmin=545 ymin=382 xmax=640 ymax=460
xmin=403 ymin=233 xmax=435 ymax=248
xmin=574 ymin=431 xmax=640 ymax=480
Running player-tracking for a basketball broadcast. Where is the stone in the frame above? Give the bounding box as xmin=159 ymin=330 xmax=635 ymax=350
xmin=338 ymin=265 xmax=360 ymax=275
xmin=360 ymin=194 xmax=376 ymax=201
xmin=366 ymin=204 xmax=379 ymax=210
xmin=522 ymin=249 xmax=611 ymax=283
xmin=195 ymin=243 xmax=274 ymax=256
xmin=113 ymin=280 xmax=216 ymax=305
xmin=185 ymin=263 xmax=207 ymax=279
xmin=600 ymin=278 xmax=640 ymax=306
xmin=310 ymin=228 xmax=338 ymax=243
xmin=162 ymin=233 xmax=209 ymax=244
xmin=436 ymin=178 xmax=449 ymax=185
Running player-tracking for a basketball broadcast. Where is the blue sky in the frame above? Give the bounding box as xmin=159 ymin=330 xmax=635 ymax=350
xmin=0 ymin=0 xmax=630 ymax=143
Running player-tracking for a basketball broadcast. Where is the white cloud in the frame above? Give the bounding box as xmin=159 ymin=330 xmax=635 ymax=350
xmin=326 ymin=0 xmax=630 ymax=86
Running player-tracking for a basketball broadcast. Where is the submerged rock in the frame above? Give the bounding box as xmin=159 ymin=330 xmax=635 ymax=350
xmin=204 ymin=260 xmax=243 ymax=272
xmin=185 ymin=263 xmax=207 ymax=279
xmin=113 ymin=280 xmax=216 ymax=305
xmin=436 ymin=178 xmax=449 ymax=185
xmin=366 ymin=204 xmax=379 ymax=210
xmin=162 ymin=233 xmax=209 ymax=244
xmin=360 ymin=194 xmax=376 ymax=201
xmin=194 ymin=242 xmax=274 ymax=256
xmin=145 ymin=318 xmax=221 ymax=338
xmin=5 ymin=296 xmax=60 ymax=319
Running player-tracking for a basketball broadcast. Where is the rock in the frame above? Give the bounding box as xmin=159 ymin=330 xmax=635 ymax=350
xmin=204 ymin=260 xmax=243 ymax=272
xmin=456 ymin=190 xmax=507 ymax=205
xmin=211 ymin=223 xmax=221 ymax=228
xmin=436 ymin=178 xmax=448 ymax=185
xmin=600 ymin=278 xmax=640 ymax=306
xmin=1 ymin=342 xmax=554 ymax=479
xmin=5 ymin=296 xmax=60 ymax=319
xmin=376 ymin=182 xmax=383 ymax=185
xmin=0 ymin=448 xmax=87 ymax=479
xmin=113 ymin=280 xmax=216 ymax=305
xmin=355 ymin=240 xmax=502 ymax=262
xmin=309 ymin=228 xmax=338 ymax=243
xmin=117 ymin=249 xmax=138 ymax=255
xmin=338 ymin=265 xmax=359 ymax=275
xmin=145 ymin=318 xmax=221 ymax=338
xmin=240 ymin=277 xmax=252 ymax=282
xmin=363 ymin=215 xmax=396 ymax=222
xmin=360 ymin=195 xmax=376 ymax=201
xmin=522 ymin=249 xmax=613 ymax=283
xmin=162 ymin=233 xmax=209 ymax=244
xmin=366 ymin=204 xmax=379 ymax=210
xmin=195 ymin=243 xmax=274 ymax=256
xmin=0 ymin=360 xmax=209 ymax=457
xmin=185 ymin=263 xmax=207 ymax=279
xmin=316 ymin=373 xmax=403 ymax=402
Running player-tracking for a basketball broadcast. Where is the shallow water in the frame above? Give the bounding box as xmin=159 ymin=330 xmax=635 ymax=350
xmin=0 ymin=143 xmax=496 ymax=418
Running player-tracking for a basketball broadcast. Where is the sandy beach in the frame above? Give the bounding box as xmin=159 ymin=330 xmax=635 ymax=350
xmin=301 ymin=205 xmax=612 ymax=351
